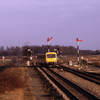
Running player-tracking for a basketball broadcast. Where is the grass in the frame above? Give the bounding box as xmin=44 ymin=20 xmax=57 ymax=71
xmin=0 ymin=67 xmax=25 ymax=93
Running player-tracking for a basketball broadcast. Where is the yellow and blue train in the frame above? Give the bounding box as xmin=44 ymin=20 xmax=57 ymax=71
xmin=37 ymin=52 xmax=58 ymax=66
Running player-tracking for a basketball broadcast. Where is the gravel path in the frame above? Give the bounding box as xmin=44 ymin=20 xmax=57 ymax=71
xmin=24 ymin=67 xmax=53 ymax=100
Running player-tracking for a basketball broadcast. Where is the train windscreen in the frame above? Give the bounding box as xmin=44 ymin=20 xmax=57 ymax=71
xmin=47 ymin=54 xmax=56 ymax=58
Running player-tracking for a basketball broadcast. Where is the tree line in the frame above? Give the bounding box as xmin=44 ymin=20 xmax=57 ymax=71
xmin=0 ymin=45 xmax=98 ymax=56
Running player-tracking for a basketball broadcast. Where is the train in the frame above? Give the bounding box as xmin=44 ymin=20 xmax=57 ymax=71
xmin=36 ymin=52 xmax=58 ymax=66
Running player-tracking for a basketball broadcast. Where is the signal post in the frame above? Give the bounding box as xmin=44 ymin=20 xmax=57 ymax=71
xmin=76 ymin=38 xmax=83 ymax=64
xmin=47 ymin=37 xmax=53 ymax=52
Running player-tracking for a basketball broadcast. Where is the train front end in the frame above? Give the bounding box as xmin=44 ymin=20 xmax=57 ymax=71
xmin=46 ymin=52 xmax=57 ymax=65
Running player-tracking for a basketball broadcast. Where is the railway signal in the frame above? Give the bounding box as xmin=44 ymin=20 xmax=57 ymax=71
xmin=47 ymin=37 xmax=53 ymax=41
xmin=27 ymin=48 xmax=33 ymax=60
xmin=76 ymin=38 xmax=83 ymax=64
xmin=27 ymin=48 xmax=33 ymax=66
xmin=47 ymin=37 xmax=53 ymax=52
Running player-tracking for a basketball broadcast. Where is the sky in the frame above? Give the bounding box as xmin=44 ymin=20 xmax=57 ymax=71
xmin=0 ymin=0 xmax=100 ymax=50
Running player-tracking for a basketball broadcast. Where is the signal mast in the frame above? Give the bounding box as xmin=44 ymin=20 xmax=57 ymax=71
xmin=76 ymin=38 xmax=83 ymax=64
xmin=47 ymin=37 xmax=53 ymax=52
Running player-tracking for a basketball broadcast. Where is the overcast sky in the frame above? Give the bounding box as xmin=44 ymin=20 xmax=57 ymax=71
xmin=0 ymin=0 xmax=100 ymax=50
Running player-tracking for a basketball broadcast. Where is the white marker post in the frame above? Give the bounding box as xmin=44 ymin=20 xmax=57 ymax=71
xmin=47 ymin=37 xmax=53 ymax=52
xmin=76 ymin=38 xmax=83 ymax=64
xmin=2 ymin=56 xmax=5 ymax=63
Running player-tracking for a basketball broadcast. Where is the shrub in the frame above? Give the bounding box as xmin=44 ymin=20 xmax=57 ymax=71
xmin=0 ymin=67 xmax=25 ymax=93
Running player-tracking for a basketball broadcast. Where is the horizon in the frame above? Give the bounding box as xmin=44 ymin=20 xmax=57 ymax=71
xmin=0 ymin=44 xmax=98 ymax=51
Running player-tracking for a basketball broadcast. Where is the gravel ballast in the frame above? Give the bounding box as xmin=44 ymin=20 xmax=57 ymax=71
xmin=53 ymin=66 xmax=100 ymax=98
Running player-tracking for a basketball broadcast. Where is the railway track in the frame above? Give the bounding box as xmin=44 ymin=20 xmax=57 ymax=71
xmin=36 ymin=67 xmax=100 ymax=100
xmin=58 ymin=65 xmax=100 ymax=85
xmin=88 ymin=72 xmax=100 ymax=78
